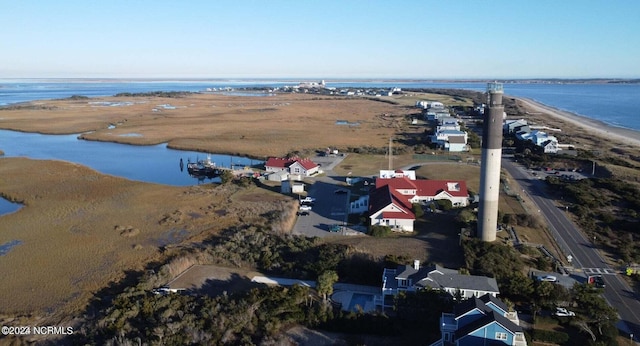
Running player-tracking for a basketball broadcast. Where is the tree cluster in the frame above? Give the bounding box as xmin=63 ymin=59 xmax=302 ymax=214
xmin=546 ymin=176 xmax=640 ymax=263
xmin=70 ymin=284 xmax=332 ymax=345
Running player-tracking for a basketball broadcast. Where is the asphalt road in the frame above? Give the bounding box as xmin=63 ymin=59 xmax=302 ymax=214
xmin=502 ymin=157 xmax=640 ymax=341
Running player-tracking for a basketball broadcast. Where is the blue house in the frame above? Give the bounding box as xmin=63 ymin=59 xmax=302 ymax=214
xmin=431 ymin=294 xmax=527 ymax=346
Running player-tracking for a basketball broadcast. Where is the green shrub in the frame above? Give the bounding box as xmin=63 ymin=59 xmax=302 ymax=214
xmin=412 ymin=203 xmax=424 ymax=218
xmin=532 ymin=329 xmax=569 ymax=344
xmin=435 ymin=199 xmax=452 ymax=211
xmin=368 ymin=225 xmax=392 ymax=237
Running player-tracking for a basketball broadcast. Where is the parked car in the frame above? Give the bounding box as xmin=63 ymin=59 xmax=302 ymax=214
xmin=554 ymin=307 xmax=575 ymax=317
xmin=297 ymin=210 xmax=309 ymax=216
xmin=152 ymin=287 xmax=171 ymax=295
xmin=300 ymin=196 xmax=316 ymax=203
xmin=587 ymin=275 xmax=606 ymax=288
xmin=328 ymin=224 xmax=343 ymax=232
xmin=538 ymin=275 xmax=557 ymax=282
xmin=299 ymin=205 xmax=312 ymax=211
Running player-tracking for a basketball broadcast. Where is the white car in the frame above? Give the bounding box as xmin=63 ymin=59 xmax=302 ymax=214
xmin=299 ymin=205 xmax=312 ymax=211
xmin=554 ymin=307 xmax=575 ymax=317
xmin=300 ymin=196 xmax=316 ymax=203
xmin=539 ymin=275 xmax=557 ymax=282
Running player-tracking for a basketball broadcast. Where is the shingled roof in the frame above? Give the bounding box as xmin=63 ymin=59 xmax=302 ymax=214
xmin=265 ymin=157 xmax=318 ymax=170
xmin=376 ymin=176 xmax=468 ymax=198
xmin=369 ymin=184 xmax=414 ymax=218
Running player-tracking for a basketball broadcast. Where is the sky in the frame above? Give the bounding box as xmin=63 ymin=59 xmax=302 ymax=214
xmin=1 ymin=1 xmax=639 ymax=79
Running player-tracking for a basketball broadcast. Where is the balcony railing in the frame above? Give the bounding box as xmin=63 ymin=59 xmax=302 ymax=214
xmin=514 ymin=332 xmax=528 ymax=346
xmin=440 ymin=313 xmax=457 ymax=332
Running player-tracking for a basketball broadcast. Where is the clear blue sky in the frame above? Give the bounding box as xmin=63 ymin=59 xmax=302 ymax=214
xmin=2 ymin=1 xmax=639 ymax=79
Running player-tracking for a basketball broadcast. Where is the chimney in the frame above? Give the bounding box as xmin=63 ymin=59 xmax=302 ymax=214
xmin=413 ymin=260 xmax=420 ymax=270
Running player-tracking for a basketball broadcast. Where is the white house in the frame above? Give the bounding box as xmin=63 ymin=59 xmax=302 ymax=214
xmin=368 ymin=171 xmax=469 ymax=232
xmin=425 ymin=110 xmax=451 ymax=121
xmin=379 ymin=169 xmax=416 ymax=180
xmin=503 ymin=119 xmax=529 ymax=134
xmin=431 ymin=129 xmax=469 ymax=152
xmin=267 ymin=169 xmax=289 ymax=182
xmin=281 ymin=181 xmax=305 ymax=194
xmin=516 ymin=130 xmax=559 ymax=153
xmin=265 ymin=157 xmax=320 ymax=177
xmin=377 ymin=261 xmax=500 ymax=309
xmin=377 ymin=171 xmax=469 ymax=207
xmin=369 ymin=184 xmax=416 ymax=232
xmin=445 ymin=136 xmax=468 ymax=152
xmin=416 ymin=100 xmax=429 ymax=109
xmin=429 ymin=101 xmax=444 ymax=109
xmin=432 ymin=129 xmax=468 ymax=143
xmin=541 ymin=139 xmax=559 ymax=154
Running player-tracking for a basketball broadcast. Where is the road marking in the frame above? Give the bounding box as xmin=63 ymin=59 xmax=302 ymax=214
xmin=582 ymin=268 xmax=618 ymax=275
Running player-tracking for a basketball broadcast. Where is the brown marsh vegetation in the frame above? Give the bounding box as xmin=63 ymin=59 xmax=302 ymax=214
xmin=1 ymin=90 xmax=639 ymax=325
xmin=0 ymin=157 xmax=294 ymax=316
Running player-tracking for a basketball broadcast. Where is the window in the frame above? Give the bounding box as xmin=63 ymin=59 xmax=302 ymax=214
xmin=495 ymin=332 xmax=508 ymax=340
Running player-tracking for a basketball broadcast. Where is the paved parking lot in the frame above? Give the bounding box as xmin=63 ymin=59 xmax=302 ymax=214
xmin=292 ymin=179 xmax=351 ymax=237
xmin=291 ymin=154 xmax=364 ymax=238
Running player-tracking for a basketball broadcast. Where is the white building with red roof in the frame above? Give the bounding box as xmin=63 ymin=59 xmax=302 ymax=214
xmin=368 ymin=170 xmax=469 ymax=232
xmin=369 ymin=184 xmax=417 ymax=231
xmin=264 ymin=157 xmax=320 ymax=178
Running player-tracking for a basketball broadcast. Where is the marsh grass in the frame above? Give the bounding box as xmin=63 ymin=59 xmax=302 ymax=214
xmin=0 ymin=93 xmax=424 ymax=158
xmin=0 ymin=158 xmax=295 ymax=316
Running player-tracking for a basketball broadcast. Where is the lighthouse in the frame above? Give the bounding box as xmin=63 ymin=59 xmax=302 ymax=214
xmin=478 ymin=82 xmax=504 ymax=242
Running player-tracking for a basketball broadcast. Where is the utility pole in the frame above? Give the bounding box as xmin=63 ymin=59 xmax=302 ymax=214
xmin=388 ymin=137 xmax=393 ymax=170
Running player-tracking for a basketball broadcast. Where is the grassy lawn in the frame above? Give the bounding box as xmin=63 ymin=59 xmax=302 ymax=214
xmin=384 ymin=92 xmax=474 ymax=108
xmin=415 ymin=162 xmax=481 ymax=192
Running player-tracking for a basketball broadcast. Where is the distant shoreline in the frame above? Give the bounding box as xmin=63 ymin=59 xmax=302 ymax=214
xmin=514 ymin=97 xmax=640 ymax=148
xmin=1 ymin=77 xmax=639 ymax=84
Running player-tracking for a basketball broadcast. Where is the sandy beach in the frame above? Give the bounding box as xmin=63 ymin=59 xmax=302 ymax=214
xmin=514 ymin=97 xmax=640 ymax=148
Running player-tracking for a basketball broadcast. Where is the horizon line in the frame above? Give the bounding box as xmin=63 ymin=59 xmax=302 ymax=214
xmin=2 ymin=77 xmax=639 ymax=82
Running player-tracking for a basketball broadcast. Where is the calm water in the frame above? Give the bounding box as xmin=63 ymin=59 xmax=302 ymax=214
xmin=2 ymin=79 xmax=639 ymax=130
xmin=0 ymin=129 xmax=258 ymax=186
xmin=0 ymin=197 xmax=21 ymax=216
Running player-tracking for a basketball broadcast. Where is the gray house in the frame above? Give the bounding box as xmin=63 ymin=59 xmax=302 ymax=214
xmin=376 ymin=261 xmax=500 ymax=309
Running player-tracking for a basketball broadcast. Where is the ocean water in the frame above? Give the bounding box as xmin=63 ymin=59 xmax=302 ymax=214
xmin=1 ymin=79 xmax=639 ymax=131
xmin=499 ymin=83 xmax=640 ymax=131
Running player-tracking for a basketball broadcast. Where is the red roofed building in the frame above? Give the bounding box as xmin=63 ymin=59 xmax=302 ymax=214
xmin=368 ymin=170 xmax=469 ymax=232
xmin=369 ymin=185 xmax=416 ymax=232
xmin=265 ymin=157 xmax=320 ymax=177
xmin=375 ymin=175 xmax=469 ymax=208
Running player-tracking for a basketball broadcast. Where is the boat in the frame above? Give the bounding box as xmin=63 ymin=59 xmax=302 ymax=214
xmin=187 ymin=155 xmax=220 ymax=177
